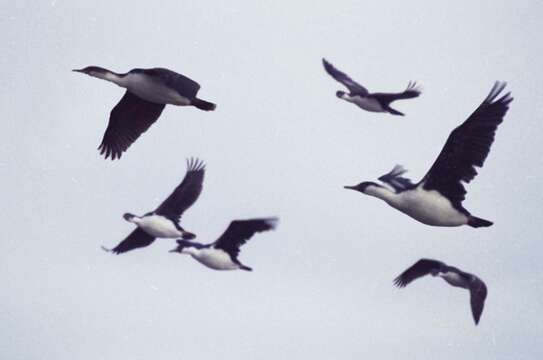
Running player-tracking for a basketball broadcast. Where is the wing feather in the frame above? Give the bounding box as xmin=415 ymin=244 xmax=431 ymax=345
xmin=322 ymin=58 xmax=368 ymax=95
xmin=421 ymin=82 xmax=513 ymax=207
xmin=154 ymin=158 xmax=205 ymax=222
xmin=98 ymin=91 xmax=165 ymax=160
xmin=213 ymin=218 xmax=278 ymax=258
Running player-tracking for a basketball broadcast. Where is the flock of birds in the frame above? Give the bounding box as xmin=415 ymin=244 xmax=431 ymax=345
xmin=73 ymin=58 xmax=513 ymax=326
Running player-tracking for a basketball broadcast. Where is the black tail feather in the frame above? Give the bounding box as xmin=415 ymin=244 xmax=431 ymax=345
xmin=239 ymin=264 xmax=253 ymax=271
xmin=191 ymin=98 xmax=216 ymax=111
xmin=386 ymin=106 xmax=404 ymax=116
xmin=468 ymin=216 xmax=493 ymax=228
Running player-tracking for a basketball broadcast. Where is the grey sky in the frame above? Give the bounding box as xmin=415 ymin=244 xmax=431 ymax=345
xmin=2 ymin=0 xmax=543 ymax=359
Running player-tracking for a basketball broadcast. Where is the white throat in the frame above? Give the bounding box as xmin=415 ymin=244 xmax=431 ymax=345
xmin=92 ymin=71 xmax=126 ymax=87
xmin=364 ymin=185 xmax=399 ymax=205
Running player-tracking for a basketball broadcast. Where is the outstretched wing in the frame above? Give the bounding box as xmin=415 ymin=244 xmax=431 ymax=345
xmin=154 ymin=158 xmax=205 ymax=222
xmin=469 ymin=276 xmax=488 ymax=325
xmin=98 ymin=91 xmax=165 ymax=160
xmin=322 ymin=58 xmax=368 ymax=95
xmin=422 ymin=82 xmax=513 ymax=208
xmin=378 ymin=165 xmax=416 ymax=193
xmin=105 ymin=228 xmax=155 ymax=255
xmin=213 ymin=218 xmax=278 ymax=258
xmin=372 ymin=81 xmax=422 ymax=103
xmin=393 ymin=259 xmax=445 ymax=287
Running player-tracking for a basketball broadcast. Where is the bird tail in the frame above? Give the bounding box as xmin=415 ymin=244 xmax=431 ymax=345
xmin=386 ymin=106 xmax=404 ymax=116
xmin=191 ymin=98 xmax=216 ymax=111
xmin=239 ymin=264 xmax=253 ymax=271
xmin=468 ymin=216 xmax=493 ymax=228
xmin=182 ymin=231 xmax=196 ymax=240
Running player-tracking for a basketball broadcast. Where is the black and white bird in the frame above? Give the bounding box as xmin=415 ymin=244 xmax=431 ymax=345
xmin=394 ymin=259 xmax=488 ymax=325
xmin=322 ymin=58 xmax=421 ymax=116
xmin=103 ymin=158 xmax=205 ymax=254
xmin=169 ymin=218 xmax=278 ymax=271
xmin=344 ymin=82 xmax=513 ymax=227
xmin=73 ymin=66 xmax=216 ymax=160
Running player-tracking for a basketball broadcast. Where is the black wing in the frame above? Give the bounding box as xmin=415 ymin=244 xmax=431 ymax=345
xmin=144 ymin=68 xmax=200 ymax=98
xmin=371 ymin=81 xmax=421 ymax=103
xmin=378 ymin=165 xmax=416 ymax=193
xmin=322 ymin=58 xmax=368 ymax=95
xmin=213 ymin=218 xmax=278 ymax=258
xmin=469 ymin=276 xmax=488 ymax=325
xmin=154 ymin=158 xmax=205 ymax=222
xmin=422 ymin=82 xmax=513 ymax=207
xmin=106 ymin=228 xmax=155 ymax=255
xmin=393 ymin=259 xmax=445 ymax=287
xmin=98 ymin=91 xmax=165 ymax=160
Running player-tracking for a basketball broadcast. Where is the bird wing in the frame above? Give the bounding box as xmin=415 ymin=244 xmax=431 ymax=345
xmin=371 ymin=81 xmax=422 ymax=103
xmin=421 ymin=82 xmax=513 ymax=207
xmin=393 ymin=259 xmax=445 ymax=287
xmin=322 ymin=58 xmax=368 ymax=95
xmin=378 ymin=165 xmax=416 ymax=193
xmin=154 ymin=158 xmax=205 ymax=223
xmin=469 ymin=276 xmax=488 ymax=325
xmin=145 ymin=68 xmax=200 ymax=98
xmin=106 ymin=228 xmax=156 ymax=254
xmin=98 ymin=91 xmax=165 ymax=160
xmin=213 ymin=218 xmax=278 ymax=258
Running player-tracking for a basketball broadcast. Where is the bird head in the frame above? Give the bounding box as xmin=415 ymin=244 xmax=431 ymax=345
xmin=344 ymin=181 xmax=381 ymax=194
xmin=336 ymin=90 xmax=346 ymax=98
xmin=123 ymin=213 xmax=137 ymax=222
xmin=72 ymin=66 xmax=112 ymax=78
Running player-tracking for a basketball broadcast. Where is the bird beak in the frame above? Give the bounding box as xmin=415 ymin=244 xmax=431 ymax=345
xmin=72 ymin=69 xmax=84 ymax=73
xmin=344 ymin=185 xmax=356 ymax=190
xmin=169 ymin=248 xmax=179 ymax=253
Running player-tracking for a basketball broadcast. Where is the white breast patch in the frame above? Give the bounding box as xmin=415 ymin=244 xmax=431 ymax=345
xmin=123 ymin=73 xmax=191 ymax=106
xmin=391 ymin=187 xmax=469 ymax=226
xmin=351 ymin=96 xmax=385 ymax=112
xmin=193 ymin=249 xmax=239 ymax=270
xmin=137 ymin=215 xmax=183 ymax=238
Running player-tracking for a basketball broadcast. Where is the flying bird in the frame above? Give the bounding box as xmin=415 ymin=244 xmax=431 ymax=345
xmin=169 ymin=218 xmax=278 ymax=271
xmin=103 ymin=158 xmax=205 ymax=254
xmin=394 ymin=259 xmax=488 ymax=325
xmin=73 ymin=66 xmax=216 ymax=160
xmin=344 ymin=82 xmax=513 ymax=227
xmin=322 ymin=58 xmax=420 ymax=116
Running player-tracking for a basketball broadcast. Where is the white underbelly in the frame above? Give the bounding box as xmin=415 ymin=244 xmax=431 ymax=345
xmin=193 ymin=250 xmax=239 ymax=270
xmin=352 ymin=96 xmax=385 ymax=112
xmin=440 ymin=272 xmax=468 ymax=288
xmin=124 ymin=74 xmax=191 ymax=105
xmin=392 ymin=188 xmax=468 ymax=226
xmin=137 ymin=215 xmax=182 ymax=238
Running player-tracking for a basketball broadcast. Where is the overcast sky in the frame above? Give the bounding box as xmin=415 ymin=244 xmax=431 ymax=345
xmin=2 ymin=1 xmax=543 ymax=359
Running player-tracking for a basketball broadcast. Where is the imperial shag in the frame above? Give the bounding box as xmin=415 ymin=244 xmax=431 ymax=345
xmin=322 ymin=58 xmax=421 ymax=116
xmin=169 ymin=218 xmax=278 ymax=271
xmin=345 ymin=82 xmax=513 ymax=227
xmin=73 ymin=66 xmax=216 ymax=160
xmin=103 ymin=158 xmax=205 ymax=254
xmin=394 ymin=259 xmax=488 ymax=325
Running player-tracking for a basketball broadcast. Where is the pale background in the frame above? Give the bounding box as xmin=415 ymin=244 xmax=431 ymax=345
xmin=2 ymin=1 xmax=542 ymax=359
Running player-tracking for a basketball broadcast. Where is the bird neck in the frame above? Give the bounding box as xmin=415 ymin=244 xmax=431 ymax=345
xmin=184 ymin=246 xmax=203 ymax=256
xmin=93 ymin=69 xmax=126 ymax=87
xmin=340 ymin=93 xmax=355 ymax=102
xmin=364 ymin=185 xmax=399 ymax=205
xmin=128 ymin=216 xmax=143 ymax=225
